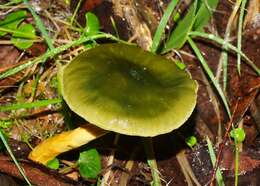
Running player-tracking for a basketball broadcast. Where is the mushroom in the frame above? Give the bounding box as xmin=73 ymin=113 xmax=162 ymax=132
xmin=29 ymin=43 xmax=198 ymax=164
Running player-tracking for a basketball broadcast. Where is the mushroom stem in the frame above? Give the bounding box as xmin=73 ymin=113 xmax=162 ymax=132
xmin=28 ymin=125 xmax=108 ymax=165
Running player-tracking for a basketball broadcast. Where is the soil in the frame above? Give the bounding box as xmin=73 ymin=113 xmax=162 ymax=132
xmin=0 ymin=0 xmax=260 ymax=185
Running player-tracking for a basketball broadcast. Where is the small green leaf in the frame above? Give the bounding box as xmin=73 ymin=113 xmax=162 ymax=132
xmin=11 ymin=24 xmax=36 ymax=49
xmin=230 ymin=128 xmax=246 ymax=142
xmin=193 ymin=0 xmax=219 ymax=31
xmin=163 ymin=0 xmax=198 ymax=52
xmin=77 ymin=148 xmax=101 ymax=179
xmin=47 ymin=158 xmax=60 ymax=170
xmin=185 ymin=135 xmax=197 ymax=148
xmin=175 ymin=60 xmax=186 ymax=70
xmin=0 ymin=10 xmax=27 ymax=37
xmin=84 ymin=12 xmax=100 ymax=36
xmin=11 ymin=23 xmax=36 ymax=38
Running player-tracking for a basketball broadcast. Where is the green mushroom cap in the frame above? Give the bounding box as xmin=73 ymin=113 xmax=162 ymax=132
xmin=61 ymin=43 xmax=197 ymax=137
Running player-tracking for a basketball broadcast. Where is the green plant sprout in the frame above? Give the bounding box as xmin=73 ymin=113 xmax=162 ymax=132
xmin=230 ymin=128 xmax=246 ymax=142
xmin=185 ymin=135 xmax=197 ymax=148
xmin=230 ymin=127 xmax=246 ymax=186
xmin=77 ymin=148 xmax=101 ymax=179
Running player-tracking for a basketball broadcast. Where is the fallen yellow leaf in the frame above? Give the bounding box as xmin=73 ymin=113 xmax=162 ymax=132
xmin=28 ymin=124 xmax=108 ymax=165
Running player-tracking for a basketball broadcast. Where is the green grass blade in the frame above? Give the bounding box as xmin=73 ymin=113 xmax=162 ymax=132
xmin=219 ymin=0 xmax=242 ymax=90
xmin=0 ymin=129 xmax=32 ymax=185
xmin=0 ymin=37 xmax=89 ymax=80
xmin=110 ymin=16 xmax=120 ymax=38
xmin=0 ymin=98 xmax=62 ymax=112
xmin=206 ymin=136 xmax=225 ymax=186
xmin=189 ymin=31 xmax=260 ymax=75
xmin=0 ymin=27 xmax=37 ymax=39
xmin=237 ymin=0 xmax=247 ymax=75
xmin=187 ymin=37 xmax=231 ymax=117
xmin=150 ymin=0 xmax=179 ymax=53
xmin=0 ymin=60 xmax=35 ymax=80
xmin=70 ymin=0 xmax=83 ymax=25
xmin=143 ymin=138 xmax=162 ymax=186
xmin=0 ymin=33 xmax=131 ymax=80
xmin=0 ymin=0 xmax=23 ymax=8
xmin=193 ymin=0 xmax=219 ymax=31
xmin=0 ymin=10 xmax=26 ymax=26
xmin=23 ymin=0 xmax=54 ymax=50
xmin=162 ymin=0 xmax=198 ymax=53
